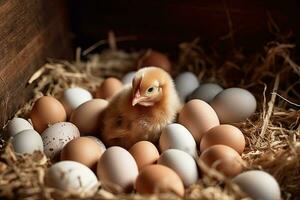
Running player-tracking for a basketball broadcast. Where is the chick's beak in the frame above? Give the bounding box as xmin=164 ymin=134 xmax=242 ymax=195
xmin=132 ymin=89 xmax=145 ymax=106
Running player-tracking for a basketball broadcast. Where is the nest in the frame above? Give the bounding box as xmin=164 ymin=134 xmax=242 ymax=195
xmin=0 ymin=36 xmax=299 ymax=200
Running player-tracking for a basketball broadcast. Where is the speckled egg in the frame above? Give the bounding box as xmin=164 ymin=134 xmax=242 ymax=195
xmin=41 ymin=122 xmax=80 ymax=160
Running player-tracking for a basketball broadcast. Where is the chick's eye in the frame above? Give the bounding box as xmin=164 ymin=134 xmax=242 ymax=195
xmin=147 ymin=87 xmax=155 ymax=93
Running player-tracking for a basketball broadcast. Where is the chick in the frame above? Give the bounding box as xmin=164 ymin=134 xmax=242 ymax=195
xmin=99 ymin=67 xmax=181 ymax=149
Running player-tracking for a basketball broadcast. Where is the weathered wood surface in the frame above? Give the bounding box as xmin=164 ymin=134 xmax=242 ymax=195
xmin=0 ymin=0 xmax=72 ymax=128
xmin=69 ymin=0 xmax=300 ymax=51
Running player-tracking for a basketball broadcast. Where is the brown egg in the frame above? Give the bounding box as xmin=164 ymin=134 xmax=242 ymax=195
xmin=70 ymin=99 xmax=108 ymax=135
xmin=30 ymin=96 xmax=66 ymax=133
xmin=60 ymin=137 xmax=105 ymax=171
xmin=200 ymin=125 xmax=245 ymax=154
xmin=199 ymin=145 xmax=243 ymax=177
xmin=135 ymin=164 xmax=184 ymax=196
xmin=129 ymin=141 xmax=159 ymax=170
xmin=178 ymin=99 xmax=220 ymax=143
xmin=95 ymin=77 xmax=123 ymax=99
xmin=138 ymin=50 xmax=171 ymax=73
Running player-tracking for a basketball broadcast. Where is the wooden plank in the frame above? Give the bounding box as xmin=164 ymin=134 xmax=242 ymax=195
xmin=0 ymin=0 xmax=72 ymax=128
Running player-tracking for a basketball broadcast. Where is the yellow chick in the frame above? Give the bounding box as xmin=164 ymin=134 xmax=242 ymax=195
xmin=99 ymin=67 xmax=181 ymax=149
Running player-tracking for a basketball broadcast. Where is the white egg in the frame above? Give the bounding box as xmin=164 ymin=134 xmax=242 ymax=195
xmin=122 ymin=71 xmax=136 ymax=85
xmin=12 ymin=129 xmax=43 ymax=154
xmin=233 ymin=170 xmax=281 ymax=200
xmin=97 ymin=146 xmax=138 ymax=192
xmin=188 ymin=83 xmax=223 ymax=103
xmin=159 ymin=123 xmax=197 ymax=157
xmin=210 ymin=87 xmax=257 ymax=123
xmin=6 ymin=117 xmax=33 ymax=137
xmin=175 ymin=72 xmax=199 ymax=101
xmin=42 ymin=122 xmax=80 ymax=160
xmin=45 ymin=161 xmax=98 ymax=193
xmin=158 ymin=149 xmax=199 ymax=187
xmin=61 ymin=87 xmax=93 ymax=116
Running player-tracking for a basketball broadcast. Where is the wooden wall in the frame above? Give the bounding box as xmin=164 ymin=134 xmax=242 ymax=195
xmin=69 ymin=0 xmax=300 ymax=52
xmin=0 ymin=0 xmax=72 ymax=128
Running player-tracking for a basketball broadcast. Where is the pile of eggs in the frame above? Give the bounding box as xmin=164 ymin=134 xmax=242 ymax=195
xmin=5 ymin=50 xmax=281 ymax=200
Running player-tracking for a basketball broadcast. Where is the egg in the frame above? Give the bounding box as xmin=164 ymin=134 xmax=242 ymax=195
xmin=135 ymin=164 xmax=184 ymax=196
xmin=188 ymin=83 xmax=223 ymax=103
xmin=6 ymin=117 xmax=33 ymax=137
xmin=199 ymin=145 xmax=243 ymax=177
xmin=129 ymin=141 xmax=159 ymax=170
xmin=233 ymin=170 xmax=281 ymax=200
xmin=86 ymin=136 xmax=106 ymax=151
xmin=97 ymin=146 xmax=138 ymax=192
xmin=61 ymin=137 xmax=105 ymax=170
xmin=12 ymin=129 xmax=43 ymax=154
xmin=61 ymin=87 xmax=93 ymax=117
xmin=70 ymin=99 xmax=108 ymax=135
xmin=158 ymin=149 xmax=199 ymax=187
xmin=159 ymin=123 xmax=197 ymax=157
xmin=175 ymin=72 xmax=199 ymax=101
xmin=122 ymin=71 xmax=136 ymax=85
xmin=200 ymin=125 xmax=245 ymax=154
xmin=42 ymin=122 xmax=80 ymax=160
xmin=30 ymin=96 xmax=67 ymax=133
xmin=45 ymin=161 xmax=98 ymax=193
xmin=178 ymin=99 xmax=220 ymax=143
xmin=138 ymin=50 xmax=171 ymax=73
xmin=210 ymin=88 xmax=257 ymax=123
xmin=95 ymin=77 xmax=123 ymax=99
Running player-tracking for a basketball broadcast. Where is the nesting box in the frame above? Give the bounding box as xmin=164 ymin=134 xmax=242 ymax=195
xmin=0 ymin=1 xmax=299 ymax=200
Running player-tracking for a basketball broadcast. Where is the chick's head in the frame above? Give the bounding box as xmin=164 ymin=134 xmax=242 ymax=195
xmin=132 ymin=67 xmax=171 ymax=107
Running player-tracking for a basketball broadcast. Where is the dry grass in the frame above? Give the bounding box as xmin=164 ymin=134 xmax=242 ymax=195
xmin=0 ymin=38 xmax=299 ymax=200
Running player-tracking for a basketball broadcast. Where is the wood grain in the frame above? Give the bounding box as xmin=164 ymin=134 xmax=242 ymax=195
xmin=0 ymin=0 xmax=72 ymax=128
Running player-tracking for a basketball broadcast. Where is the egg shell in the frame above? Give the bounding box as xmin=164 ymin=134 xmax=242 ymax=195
xmin=129 ymin=141 xmax=159 ymax=170
xmin=138 ymin=50 xmax=171 ymax=73
xmin=158 ymin=149 xmax=199 ymax=187
xmin=45 ymin=161 xmax=98 ymax=193
xmin=188 ymin=83 xmax=223 ymax=103
xmin=70 ymin=99 xmax=108 ymax=135
xmin=135 ymin=164 xmax=184 ymax=196
xmin=42 ymin=122 xmax=80 ymax=159
xmin=159 ymin=123 xmax=197 ymax=157
xmin=86 ymin=136 xmax=106 ymax=151
xmin=199 ymin=145 xmax=243 ymax=177
xmin=97 ymin=146 xmax=138 ymax=192
xmin=175 ymin=72 xmax=199 ymax=101
xmin=200 ymin=125 xmax=245 ymax=154
xmin=210 ymin=87 xmax=257 ymax=123
xmin=95 ymin=77 xmax=123 ymax=99
xmin=178 ymin=99 xmax=220 ymax=143
xmin=61 ymin=87 xmax=93 ymax=117
xmin=122 ymin=71 xmax=136 ymax=85
xmin=233 ymin=170 xmax=281 ymax=200
xmin=61 ymin=137 xmax=105 ymax=170
xmin=30 ymin=96 xmax=67 ymax=133
xmin=6 ymin=117 xmax=33 ymax=137
xmin=12 ymin=129 xmax=43 ymax=154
